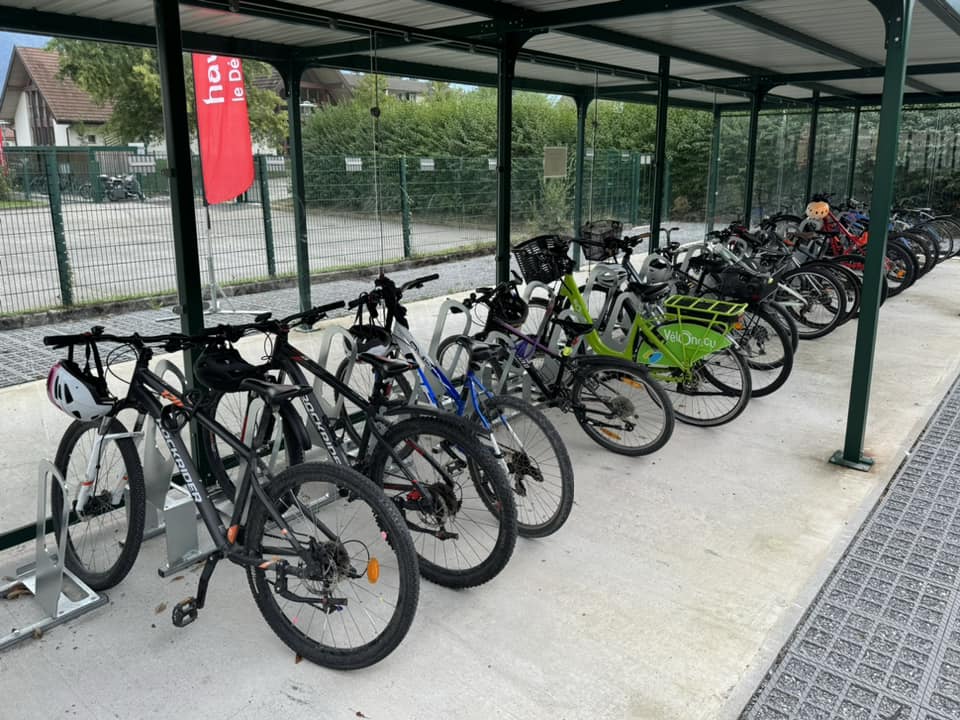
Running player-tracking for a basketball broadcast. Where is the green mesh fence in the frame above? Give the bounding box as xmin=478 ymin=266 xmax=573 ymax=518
xmin=0 ymin=146 xmax=656 ymax=315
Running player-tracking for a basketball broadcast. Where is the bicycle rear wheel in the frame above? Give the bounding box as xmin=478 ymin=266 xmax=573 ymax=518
xmin=246 ymin=462 xmax=420 ymax=670
xmin=734 ymin=304 xmax=794 ymax=398
xmin=478 ymin=394 xmax=574 ymax=537
xmin=51 ymin=418 xmax=146 ymax=591
xmin=570 ymin=358 xmax=675 ymax=455
xmin=647 ymin=345 xmax=752 ymax=427
xmin=777 ymin=266 xmax=846 ymax=339
xmin=368 ymin=416 xmax=518 ymax=588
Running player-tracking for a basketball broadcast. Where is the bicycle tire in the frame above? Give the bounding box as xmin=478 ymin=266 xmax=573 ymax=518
xmin=777 ymin=266 xmax=846 ymax=339
xmin=199 ymin=390 xmax=305 ymax=501
xmin=246 ymin=462 xmax=420 ymax=670
xmin=367 ymin=415 xmax=517 ymax=588
xmin=766 ymin=301 xmax=799 ymax=352
xmin=51 ymin=418 xmax=146 ymax=591
xmin=827 ymin=254 xmax=891 ymax=311
xmin=477 ymin=394 xmax=574 ymax=537
xmin=735 ymin=304 xmax=794 ymax=398
xmin=333 ymin=355 xmax=413 ymax=450
xmin=882 ymin=241 xmax=918 ymax=296
xmin=570 ymin=357 xmax=675 ymax=454
xmin=894 ymin=232 xmax=934 ymax=277
xmin=802 ymin=260 xmax=862 ymax=324
xmin=644 ymin=342 xmax=752 ymax=427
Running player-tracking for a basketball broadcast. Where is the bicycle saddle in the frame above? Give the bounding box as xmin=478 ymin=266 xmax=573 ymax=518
xmin=356 ymin=352 xmax=414 ymax=376
xmin=238 ymin=378 xmax=311 ymax=405
xmin=453 ymin=336 xmax=508 ymax=364
xmin=626 ymin=281 xmax=670 ymax=300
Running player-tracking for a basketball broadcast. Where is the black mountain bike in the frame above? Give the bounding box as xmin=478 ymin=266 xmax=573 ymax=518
xmin=43 ymin=326 xmax=420 ymax=670
xmin=195 ymin=302 xmax=518 ymax=590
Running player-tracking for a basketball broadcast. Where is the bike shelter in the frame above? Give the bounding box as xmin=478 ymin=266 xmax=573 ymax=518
xmin=1 ymin=0 xmax=959 ymax=689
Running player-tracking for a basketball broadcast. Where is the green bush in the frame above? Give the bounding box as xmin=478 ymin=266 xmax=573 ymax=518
xmin=0 ymin=166 xmax=11 ymax=201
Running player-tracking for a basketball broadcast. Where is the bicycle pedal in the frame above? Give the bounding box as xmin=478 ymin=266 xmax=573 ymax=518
xmin=172 ymin=597 xmax=199 ymax=628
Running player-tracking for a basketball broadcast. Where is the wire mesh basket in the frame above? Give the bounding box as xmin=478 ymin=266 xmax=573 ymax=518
xmin=512 ymin=235 xmax=573 ymax=283
xmin=579 ymin=220 xmax=624 ymax=261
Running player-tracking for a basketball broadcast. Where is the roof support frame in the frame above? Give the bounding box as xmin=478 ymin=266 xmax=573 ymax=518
xmin=833 ymin=0 xmax=915 ymax=470
xmin=709 ymin=5 xmax=942 ymax=95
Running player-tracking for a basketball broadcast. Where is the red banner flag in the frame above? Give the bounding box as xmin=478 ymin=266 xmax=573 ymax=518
xmin=192 ymin=54 xmax=254 ymax=204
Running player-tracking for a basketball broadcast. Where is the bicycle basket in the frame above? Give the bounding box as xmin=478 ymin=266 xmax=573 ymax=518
xmin=579 ymin=220 xmax=623 ymax=261
xmin=512 ymin=234 xmax=573 ymax=283
xmin=717 ymin=268 xmax=777 ymax=303
xmin=662 ymin=295 xmax=746 ymax=333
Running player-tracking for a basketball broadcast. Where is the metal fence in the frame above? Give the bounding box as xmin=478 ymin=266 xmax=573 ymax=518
xmin=0 ymin=146 xmax=657 ymax=315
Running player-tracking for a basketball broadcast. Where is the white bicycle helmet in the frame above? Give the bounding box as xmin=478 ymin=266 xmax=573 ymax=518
xmin=47 ymin=359 xmax=115 ymax=421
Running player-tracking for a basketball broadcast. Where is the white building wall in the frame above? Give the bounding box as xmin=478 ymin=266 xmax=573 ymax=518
xmin=13 ymin=92 xmax=32 ymax=146
xmin=65 ymin=125 xmax=107 ymax=146
xmin=53 ymin=123 xmax=70 ymax=145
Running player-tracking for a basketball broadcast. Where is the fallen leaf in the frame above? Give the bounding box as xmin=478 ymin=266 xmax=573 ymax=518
xmin=172 ymin=576 xmax=185 ymax=582
xmin=356 ymin=713 xmax=368 ymax=719
xmin=295 ymin=654 xmax=303 ymax=664
xmin=5 ymin=584 xmax=31 ymax=601
xmin=32 ymin=628 xmax=43 ymax=640
xmin=155 ymin=602 xmax=167 ymax=615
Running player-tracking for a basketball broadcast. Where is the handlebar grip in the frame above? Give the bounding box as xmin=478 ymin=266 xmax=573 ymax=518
xmin=419 ymin=273 xmax=439 ymax=284
xmin=347 ymin=297 xmax=363 ymax=310
xmin=314 ymin=299 xmax=346 ymax=315
xmin=43 ymin=331 xmax=99 ymax=347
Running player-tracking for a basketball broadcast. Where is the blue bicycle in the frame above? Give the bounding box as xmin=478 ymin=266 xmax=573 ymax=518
xmin=337 ymin=273 xmax=575 ymax=538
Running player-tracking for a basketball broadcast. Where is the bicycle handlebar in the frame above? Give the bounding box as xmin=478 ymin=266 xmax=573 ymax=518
xmin=42 ymin=300 xmax=348 ymax=352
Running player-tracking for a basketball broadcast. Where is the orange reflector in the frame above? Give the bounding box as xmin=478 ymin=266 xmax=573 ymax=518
xmin=620 ymin=378 xmax=644 ymax=390
xmin=367 ymin=557 xmax=380 ymax=584
xmin=599 ymin=428 xmax=621 ymax=440
xmin=733 ymin=321 xmax=745 ymax=331
xmin=227 ymin=525 xmax=240 ymax=544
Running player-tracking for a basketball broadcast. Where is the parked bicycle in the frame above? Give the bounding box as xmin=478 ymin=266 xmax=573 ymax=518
xmin=43 ymin=323 xmax=420 ymax=669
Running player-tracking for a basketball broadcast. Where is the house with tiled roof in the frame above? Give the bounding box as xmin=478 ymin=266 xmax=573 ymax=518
xmin=0 ymin=46 xmax=112 ymax=147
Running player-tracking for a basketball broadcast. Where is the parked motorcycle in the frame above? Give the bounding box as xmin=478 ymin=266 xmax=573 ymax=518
xmin=98 ymin=174 xmax=145 ymax=202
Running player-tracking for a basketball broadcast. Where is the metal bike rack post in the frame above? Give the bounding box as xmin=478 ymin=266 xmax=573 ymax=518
xmin=142 ymin=359 xmax=201 ymax=577
xmin=0 ymin=461 xmax=108 ymax=651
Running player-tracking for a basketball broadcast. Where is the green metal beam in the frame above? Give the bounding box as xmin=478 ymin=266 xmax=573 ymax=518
xmin=154 ymin=0 xmax=209 ymax=480
xmin=0 ymin=5 xmax=293 ymax=62
xmin=284 ymin=62 xmax=312 ymax=313
xmin=710 ymin=5 xmax=942 ymax=95
xmin=495 ymin=35 xmax=526 ymax=285
xmin=572 ymin=95 xmax=589 ymax=269
xmin=845 ymin=105 xmax=863 ymax=202
xmin=743 ymin=87 xmax=766 ymax=226
xmin=649 ymin=56 xmax=670 ymax=251
xmin=832 ymin=0 xmax=914 ymax=471
xmin=920 ymin=0 xmax=960 ymax=36
xmin=710 ymin=60 xmax=960 ymax=88
xmin=557 ymin=25 xmax=850 ymax=99
xmin=705 ymin=105 xmax=722 ymax=232
xmin=804 ymin=91 xmax=820 ymax=201
xmin=423 ymin=0 xmax=756 ymax=34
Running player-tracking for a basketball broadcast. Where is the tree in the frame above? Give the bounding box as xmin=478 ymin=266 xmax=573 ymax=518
xmin=47 ymin=39 xmax=287 ymax=150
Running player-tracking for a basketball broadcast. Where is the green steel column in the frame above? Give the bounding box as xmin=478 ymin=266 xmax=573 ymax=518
xmin=804 ymin=90 xmax=820 ymax=202
xmin=154 ymin=0 xmax=207 ymax=476
xmin=706 ymin=106 xmax=722 ymax=233
xmin=399 ymin=156 xmax=412 ymax=258
xmin=845 ymin=105 xmax=862 ymax=202
xmin=572 ymin=95 xmax=588 ymax=269
xmin=256 ymin=155 xmax=276 ymax=278
xmin=45 ymin=149 xmax=73 ymax=306
xmin=743 ymin=87 xmax=765 ymax=227
xmin=495 ymin=37 xmax=522 ymax=284
xmin=286 ymin=62 xmax=311 ymax=312
xmin=649 ymin=56 xmax=670 ymax=252
xmin=832 ymin=0 xmax=914 ymax=471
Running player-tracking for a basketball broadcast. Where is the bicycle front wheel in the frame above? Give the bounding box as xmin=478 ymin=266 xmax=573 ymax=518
xmin=51 ymin=419 xmax=146 ymax=590
xmin=246 ymin=462 xmax=420 ymax=670
xmin=368 ymin=416 xmax=518 ymax=588
xmin=478 ymin=394 xmax=574 ymax=538
xmin=570 ymin=358 xmax=675 ymax=455
xmin=735 ymin=304 xmax=794 ymax=398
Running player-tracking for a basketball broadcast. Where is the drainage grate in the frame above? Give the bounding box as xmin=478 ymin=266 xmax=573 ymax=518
xmin=743 ymin=376 xmax=960 ymax=720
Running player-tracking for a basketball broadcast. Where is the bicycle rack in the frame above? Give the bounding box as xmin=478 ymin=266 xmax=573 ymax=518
xmin=142 ymin=360 xmax=203 ymax=577
xmin=0 ymin=461 xmax=108 ymax=651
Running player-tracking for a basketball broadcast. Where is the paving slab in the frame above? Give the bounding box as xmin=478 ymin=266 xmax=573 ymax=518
xmin=0 ymin=258 xmax=958 ymax=719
